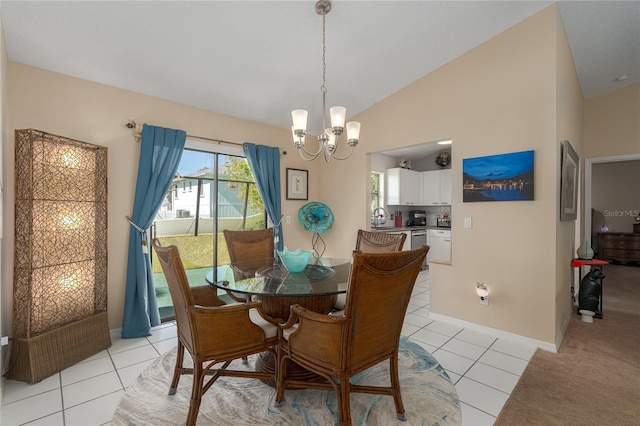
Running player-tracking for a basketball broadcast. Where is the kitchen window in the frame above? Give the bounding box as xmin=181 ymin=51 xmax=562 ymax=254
xmin=371 ymin=172 xmax=382 ymax=214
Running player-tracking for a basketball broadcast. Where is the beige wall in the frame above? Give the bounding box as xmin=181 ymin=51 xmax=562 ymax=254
xmin=2 ymin=64 xmax=318 ymax=331
xmin=584 ymin=83 xmax=640 ymax=159
xmin=319 ymin=5 xmax=575 ymax=345
xmin=553 ymin=6 xmax=585 ymax=347
xmin=0 ymin=18 xmax=7 ymax=395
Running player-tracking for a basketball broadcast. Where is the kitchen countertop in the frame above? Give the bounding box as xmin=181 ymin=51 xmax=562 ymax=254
xmin=371 ymin=226 xmax=450 ymax=232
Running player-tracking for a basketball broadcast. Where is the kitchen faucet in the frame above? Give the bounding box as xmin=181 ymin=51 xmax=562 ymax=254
xmin=372 ymin=206 xmax=388 ymax=228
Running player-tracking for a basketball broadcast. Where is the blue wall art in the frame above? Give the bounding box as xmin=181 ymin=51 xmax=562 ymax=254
xmin=463 ymin=150 xmax=534 ymax=202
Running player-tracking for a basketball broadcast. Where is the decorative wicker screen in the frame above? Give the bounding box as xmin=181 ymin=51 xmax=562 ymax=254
xmin=10 ymin=129 xmax=111 ymax=383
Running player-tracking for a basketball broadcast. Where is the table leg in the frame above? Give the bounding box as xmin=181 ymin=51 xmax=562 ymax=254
xmin=255 ymin=294 xmax=337 ymax=322
xmin=255 ymin=351 xmax=325 ymax=387
xmin=253 ymin=294 xmax=337 ymax=386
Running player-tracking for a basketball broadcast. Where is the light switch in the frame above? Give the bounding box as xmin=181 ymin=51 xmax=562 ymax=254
xmin=464 ymin=217 xmax=472 ymax=229
xmin=286 ymin=216 xmax=291 ymax=224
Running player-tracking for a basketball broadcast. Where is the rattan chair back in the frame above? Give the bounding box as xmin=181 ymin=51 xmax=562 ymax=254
xmin=355 ymin=229 xmax=406 ymax=252
xmin=224 ymin=228 xmax=275 ymax=278
xmin=333 ymin=229 xmax=407 ymax=311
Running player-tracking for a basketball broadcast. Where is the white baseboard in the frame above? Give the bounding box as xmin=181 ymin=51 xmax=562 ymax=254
xmin=556 ymin=305 xmax=575 ymax=350
xmin=428 ymin=312 xmax=558 ymax=353
xmin=109 ymin=321 xmax=175 ymax=341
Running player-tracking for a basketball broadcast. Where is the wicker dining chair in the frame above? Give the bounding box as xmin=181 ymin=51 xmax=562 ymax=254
xmin=152 ymin=239 xmax=278 ymax=426
xmin=355 ymin=229 xmax=407 ymax=252
xmin=276 ymin=246 xmax=429 ymax=426
xmin=223 ymin=228 xmax=275 ymax=302
xmin=333 ymin=229 xmax=407 ymax=311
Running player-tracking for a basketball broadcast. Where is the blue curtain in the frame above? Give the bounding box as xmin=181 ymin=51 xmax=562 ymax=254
xmin=122 ymin=125 xmax=186 ymax=338
xmin=243 ymin=143 xmax=283 ymax=251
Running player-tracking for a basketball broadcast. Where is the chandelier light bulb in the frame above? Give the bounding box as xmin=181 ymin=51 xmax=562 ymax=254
xmin=346 ymin=121 xmax=361 ymax=144
xmin=325 ymin=129 xmax=336 ymax=148
xmin=291 ymin=126 xmax=306 ymax=146
xmin=329 ymin=106 xmax=346 ymax=132
xmin=291 ymin=109 xmax=308 ymax=136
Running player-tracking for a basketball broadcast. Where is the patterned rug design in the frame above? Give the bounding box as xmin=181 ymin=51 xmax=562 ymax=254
xmin=112 ymin=337 xmax=461 ymax=425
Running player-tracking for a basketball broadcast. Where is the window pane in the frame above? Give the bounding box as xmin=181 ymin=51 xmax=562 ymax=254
xmin=152 ymin=148 xmax=266 ymax=322
xmin=219 ymin=156 xmax=264 ymax=231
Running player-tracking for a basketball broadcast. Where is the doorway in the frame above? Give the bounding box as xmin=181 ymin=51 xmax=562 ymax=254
xmin=584 ymin=153 xmax=640 ymax=248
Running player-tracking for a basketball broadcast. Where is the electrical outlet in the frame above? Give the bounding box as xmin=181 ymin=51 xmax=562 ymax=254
xmin=1 ymin=336 xmax=9 ymax=346
xmin=480 ymin=296 xmax=489 ymax=306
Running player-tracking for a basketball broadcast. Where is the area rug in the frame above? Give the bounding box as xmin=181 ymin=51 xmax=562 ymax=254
xmin=112 ymin=337 xmax=461 ymax=425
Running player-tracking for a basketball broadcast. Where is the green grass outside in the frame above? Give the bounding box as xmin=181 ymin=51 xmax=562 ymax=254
xmin=152 ymin=221 xmax=267 ymax=321
xmin=152 ymin=233 xmax=227 ymax=273
xmin=152 ymin=214 xmax=265 ymax=272
xmin=152 ymin=234 xmax=231 ymax=321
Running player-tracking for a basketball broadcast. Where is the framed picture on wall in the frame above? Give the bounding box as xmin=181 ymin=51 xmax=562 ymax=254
xmin=560 ymin=140 xmax=579 ymax=221
xmin=286 ymin=168 xmax=308 ymax=200
xmin=462 ymin=150 xmax=534 ymax=202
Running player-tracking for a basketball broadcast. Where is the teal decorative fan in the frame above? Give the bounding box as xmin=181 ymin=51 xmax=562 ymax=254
xmin=298 ymin=201 xmax=334 ymax=257
xmin=298 ymin=201 xmax=334 ymax=234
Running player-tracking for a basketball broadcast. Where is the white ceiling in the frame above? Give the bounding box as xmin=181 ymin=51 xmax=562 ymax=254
xmin=1 ymin=1 xmax=638 ymax=160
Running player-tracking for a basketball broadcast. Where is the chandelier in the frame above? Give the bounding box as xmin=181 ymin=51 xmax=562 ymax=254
xmin=291 ymin=0 xmax=361 ymax=162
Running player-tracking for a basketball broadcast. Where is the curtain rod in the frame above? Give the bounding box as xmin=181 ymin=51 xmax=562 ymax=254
xmin=125 ymin=121 xmax=243 ymax=147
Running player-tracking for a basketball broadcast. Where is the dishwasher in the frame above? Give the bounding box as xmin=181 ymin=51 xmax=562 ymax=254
xmin=411 ymin=229 xmax=428 ymax=269
xmin=428 ymin=229 xmax=451 ymax=263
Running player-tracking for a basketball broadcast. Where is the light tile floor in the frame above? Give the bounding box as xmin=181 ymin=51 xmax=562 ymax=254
xmin=1 ymin=270 xmax=538 ymax=425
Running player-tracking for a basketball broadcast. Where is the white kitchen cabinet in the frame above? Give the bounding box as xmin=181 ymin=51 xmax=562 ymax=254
xmin=421 ymin=169 xmax=451 ymax=205
xmin=428 ymin=229 xmax=451 ymax=263
xmin=439 ymin=169 xmax=452 ymax=204
xmin=385 ymin=168 xmax=422 ymax=206
xmin=421 ymin=170 xmax=440 ymax=205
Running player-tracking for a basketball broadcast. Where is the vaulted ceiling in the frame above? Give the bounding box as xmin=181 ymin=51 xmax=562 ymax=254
xmin=2 ymin=1 xmax=638 ymax=148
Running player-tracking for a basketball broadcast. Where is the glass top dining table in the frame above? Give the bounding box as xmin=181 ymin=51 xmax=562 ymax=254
xmin=206 ymin=257 xmax=351 ymax=297
xmin=205 ymin=257 xmax=352 ymax=320
xmin=206 ymin=256 xmax=352 ymax=382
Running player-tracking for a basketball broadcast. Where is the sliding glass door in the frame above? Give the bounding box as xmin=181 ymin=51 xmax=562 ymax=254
xmin=151 ymin=145 xmax=265 ymax=321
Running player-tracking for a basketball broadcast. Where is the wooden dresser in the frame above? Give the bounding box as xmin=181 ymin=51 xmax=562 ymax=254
xmin=597 ymin=232 xmax=640 ymax=262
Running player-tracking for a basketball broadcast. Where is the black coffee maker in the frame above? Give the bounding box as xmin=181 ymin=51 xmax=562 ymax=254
xmin=409 ymin=210 xmax=426 ymax=226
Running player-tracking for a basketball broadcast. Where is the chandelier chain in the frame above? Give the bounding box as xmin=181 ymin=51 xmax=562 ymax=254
xmin=321 ymin=13 xmax=327 ymax=130
xmin=321 ymin=13 xmax=326 ymax=93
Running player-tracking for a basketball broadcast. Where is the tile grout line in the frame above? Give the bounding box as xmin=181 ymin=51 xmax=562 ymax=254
xmin=58 ymin=372 xmax=67 ymax=426
xmin=109 ymin=345 xmax=128 ymax=392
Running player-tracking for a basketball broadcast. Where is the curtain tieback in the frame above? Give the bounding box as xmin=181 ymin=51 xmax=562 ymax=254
xmin=126 ymin=216 xmax=149 ymax=254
